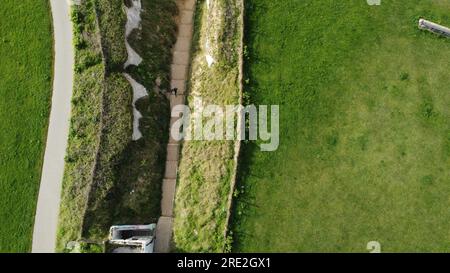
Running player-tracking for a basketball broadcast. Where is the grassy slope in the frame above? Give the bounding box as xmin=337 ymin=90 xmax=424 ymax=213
xmin=174 ymin=0 xmax=242 ymax=252
xmin=100 ymin=0 xmax=177 ymax=228
xmin=233 ymin=0 xmax=450 ymax=252
xmin=57 ymin=0 xmax=177 ymax=249
xmin=81 ymin=0 xmax=176 ymax=240
xmin=57 ymin=1 xmax=105 ymax=250
xmin=0 ymin=1 xmax=53 ymax=252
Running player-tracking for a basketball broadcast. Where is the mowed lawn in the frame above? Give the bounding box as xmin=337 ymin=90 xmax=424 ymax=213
xmin=233 ymin=0 xmax=450 ymax=252
xmin=0 ymin=1 xmax=53 ymax=252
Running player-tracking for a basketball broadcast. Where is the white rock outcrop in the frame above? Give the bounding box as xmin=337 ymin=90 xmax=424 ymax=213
xmin=123 ymin=0 xmax=148 ymax=141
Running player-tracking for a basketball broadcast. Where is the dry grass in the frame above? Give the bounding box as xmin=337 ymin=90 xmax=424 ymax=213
xmin=173 ymin=0 xmax=243 ymax=253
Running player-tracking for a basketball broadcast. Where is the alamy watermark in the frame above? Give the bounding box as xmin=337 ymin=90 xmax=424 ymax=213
xmin=170 ymin=96 xmax=279 ymax=152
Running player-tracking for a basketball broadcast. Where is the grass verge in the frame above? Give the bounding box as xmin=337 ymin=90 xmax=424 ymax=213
xmin=173 ymin=0 xmax=243 ymax=253
xmin=57 ymin=0 xmax=106 ymax=251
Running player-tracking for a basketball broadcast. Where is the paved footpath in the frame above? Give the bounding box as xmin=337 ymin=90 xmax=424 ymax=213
xmin=32 ymin=0 xmax=74 ymax=253
xmin=154 ymin=0 xmax=195 ymax=253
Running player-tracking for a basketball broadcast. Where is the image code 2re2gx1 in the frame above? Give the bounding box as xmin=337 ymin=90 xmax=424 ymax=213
xmin=177 ymin=257 xmax=271 ymax=271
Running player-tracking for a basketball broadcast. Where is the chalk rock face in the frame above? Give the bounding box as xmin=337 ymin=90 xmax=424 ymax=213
xmin=125 ymin=0 xmax=142 ymax=36
xmin=125 ymin=0 xmax=143 ymax=68
xmin=125 ymin=42 xmax=143 ymax=68
xmin=123 ymin=0 xmax=148 ymax=141
xmin=124 ymin=73 xmax=148 ymax=141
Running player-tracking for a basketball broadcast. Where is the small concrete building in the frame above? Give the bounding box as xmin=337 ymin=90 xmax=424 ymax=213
xmin=106 ymin=224 xmax=156 ymax=253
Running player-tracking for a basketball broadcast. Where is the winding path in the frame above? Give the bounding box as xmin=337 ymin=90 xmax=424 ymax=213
xmin=32 ymin=0 xmax=74 ymax=253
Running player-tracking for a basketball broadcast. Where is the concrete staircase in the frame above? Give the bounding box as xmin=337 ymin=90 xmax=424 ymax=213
xmin=154 ymin=0 xmax=195 ymax=253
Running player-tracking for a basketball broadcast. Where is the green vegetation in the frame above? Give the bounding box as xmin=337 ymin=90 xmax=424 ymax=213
xmin=73 ymin=241 xmax=104 ymax=253
xmin=57 ymin=0 xmax=111 ymax=250
xmin=173 ymin=0 xmax=243 ymax=252
xmin=93 ymin=0 xmax=179 ymax=229
xmin=57 ymin=0 xmax=177 ymax=251
xmin=127 ymin=0 xmax=178 ymax=87
xmin=81 ymin=73 xmax=133 ymax=239
xmin=82 ymin=0 xmax=177 ymax=241
xmin=0 ymin=0 xmax=53 ymax=252
xmin=79 ymin=241 xmax=104 ymax=253
xmin=232 ymin=0 xmax=450 ymax=252
xmin=95 ymin=0 xmax=127 ymax=70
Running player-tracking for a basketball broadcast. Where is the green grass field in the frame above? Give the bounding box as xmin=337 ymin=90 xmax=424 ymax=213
xmin=232 ymin=0 xmax=450 ymax=252
xmin=0 ymin=1 xmax=53 ymax=252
